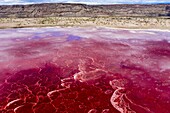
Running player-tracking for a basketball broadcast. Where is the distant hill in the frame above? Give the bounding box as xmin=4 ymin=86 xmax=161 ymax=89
xmin=0 ymin=3 xmax=170 ymax=18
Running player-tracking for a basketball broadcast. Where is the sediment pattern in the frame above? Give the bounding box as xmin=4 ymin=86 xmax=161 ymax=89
xmin=0 ymin=27 xmax=170 ymax=113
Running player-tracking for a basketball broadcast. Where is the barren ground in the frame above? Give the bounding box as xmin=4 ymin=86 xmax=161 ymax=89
xmin=0 ymin=17 xmax=169 ymax=30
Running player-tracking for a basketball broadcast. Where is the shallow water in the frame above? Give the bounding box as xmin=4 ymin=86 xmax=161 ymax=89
xmin=0 ymin=27 xmax=170 ymax=113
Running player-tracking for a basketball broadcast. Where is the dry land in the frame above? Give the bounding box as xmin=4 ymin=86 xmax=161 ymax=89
xmin=0 ymin=16 xmax=170 ymax=30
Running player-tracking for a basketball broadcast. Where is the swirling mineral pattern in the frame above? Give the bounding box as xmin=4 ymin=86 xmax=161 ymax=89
xmin=0 ymin=27 xmax=170 ymax=113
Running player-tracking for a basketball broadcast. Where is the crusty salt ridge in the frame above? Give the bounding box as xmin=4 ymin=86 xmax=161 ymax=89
xmin=0 ymin=27 xmax=170 ymax=112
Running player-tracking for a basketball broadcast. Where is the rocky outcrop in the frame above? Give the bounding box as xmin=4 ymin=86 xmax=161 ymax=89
xmin=0 ymin=3 xmax=170 ymax=18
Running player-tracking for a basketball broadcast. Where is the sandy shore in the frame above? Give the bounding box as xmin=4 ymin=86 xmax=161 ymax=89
xmin=0 ymin=16 xmax=170 ymax=30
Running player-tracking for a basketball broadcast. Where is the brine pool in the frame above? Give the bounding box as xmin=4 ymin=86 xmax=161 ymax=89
xmin=0 ymin=27 xmax=170 ymax=113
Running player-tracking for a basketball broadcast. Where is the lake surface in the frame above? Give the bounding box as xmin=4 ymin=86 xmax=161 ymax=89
xmin=0 ymin=27 xmax=170 ymax=113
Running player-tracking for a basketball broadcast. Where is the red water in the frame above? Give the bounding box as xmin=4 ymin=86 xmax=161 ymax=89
xmin=0 ymin=27 xmax=170 ymax=113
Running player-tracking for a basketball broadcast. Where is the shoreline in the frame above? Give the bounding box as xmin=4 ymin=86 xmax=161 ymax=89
xmin=1 ymin=26 xmax=170 ymax=33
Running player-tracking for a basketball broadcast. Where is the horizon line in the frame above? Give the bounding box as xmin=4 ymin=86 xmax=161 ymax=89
xmin=1 ymin=2 xmax=170 ymax=6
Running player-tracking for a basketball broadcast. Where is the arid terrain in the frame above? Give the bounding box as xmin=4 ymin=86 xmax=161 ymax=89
xmin=0 ymin=3 xmax=170 ymax=29
xmin=0 ymin=16 xmax=170 ymax=29
xmin=0 ymin=3 xmax=170 ymax=17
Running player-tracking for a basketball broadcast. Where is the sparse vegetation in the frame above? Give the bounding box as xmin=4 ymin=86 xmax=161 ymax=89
xmin=0 ymin=17 xmax=169 ymax=29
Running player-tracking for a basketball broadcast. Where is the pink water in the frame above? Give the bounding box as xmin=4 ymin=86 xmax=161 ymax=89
xmin=0 ymin=27 xmax=170 ymax=113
